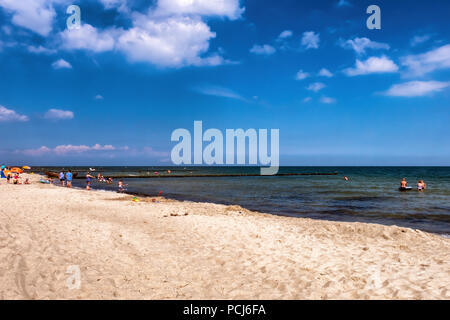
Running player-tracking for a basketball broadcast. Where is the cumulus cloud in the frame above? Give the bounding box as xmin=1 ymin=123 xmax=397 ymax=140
xmin=307 ymin=82 xmax=326 ymax=92
xmin=0 ymin=0 xmax=56 ymax=36
xmin=55 ymin=1 xmax=241 ymax=68
xmin=0 ymin=105 xmax=29 ymax=122
xmin=249 ymin=44 xmax=276 ymax=55
xmin=344 ymin=56 xmax=398 ymax=76
xmin=52 ymin=59 xmax=72 ymax=69
xmin=318 ymin=68 xmax=333 ymax=77
xmin=193 ymin=85 xmax=247 ymax=101
xmin=384 ymin=81 xmax=450 ymax=97
xmin=295 ymin=70 xmax=310 ymax=80
xmin=301 ymin=31 xmax=320 ymax=49
xmin=116 ymin=15 xmax=230 ymax=67
xmin=278 ymin=30 xmax=293 ymax=40
xmin=320 ymin=96 xmax=336 ymax=104
xmin=400 ymin=44 xmax=450 ymax=76
xmin=44 ymin=108 xmax=74 ymax=120
xmin=59 ymin=24 xmax=116 ymax=53
xmin=340 ymin=37 xmax=390 ymax=55
xmin=153 ymin=0 xmax=245 ymax=20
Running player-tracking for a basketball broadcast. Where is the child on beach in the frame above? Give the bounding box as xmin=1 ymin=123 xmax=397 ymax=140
xmin=118 ymin=180 xmax=127 ymax=193
xmin=13 ymin=174 xmax=19 ymax=185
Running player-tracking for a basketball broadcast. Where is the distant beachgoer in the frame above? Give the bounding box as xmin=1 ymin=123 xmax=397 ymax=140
xmin=344 ymin=176 xmax=349 ymax=181
xmin=6 ymin=172 xmax=12 ymax=184
xmin=107 ymin=177 xmax=113 ymax=184
xmin=86 ymin=172 xmax=95 ymax=190
xmin=24 ymin=178 xmax=30 ymax=185
xmin=59 ymin=171 xmax=65 ymax=186
xmin=400 ymin=178 xmax=407 ymax=188
xmin=417 ymin=180 xmax=426 ymax=191
xmin=66 ymin=170 xmax=73 ymax=188
xmin=118 ymin=180 xmax=124 ymax=193
xmin=13 ymin=174 xmax=19 ymax=185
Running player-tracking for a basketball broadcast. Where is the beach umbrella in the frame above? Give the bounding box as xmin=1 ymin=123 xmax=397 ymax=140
xmin=22 ymin=166 xmax=31 ymax=170
xmin=10 ymin=167 xmax=23 ymax=174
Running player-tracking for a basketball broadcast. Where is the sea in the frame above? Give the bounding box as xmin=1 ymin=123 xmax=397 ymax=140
xmin=34 ymin=166 xmax=450 ymax=235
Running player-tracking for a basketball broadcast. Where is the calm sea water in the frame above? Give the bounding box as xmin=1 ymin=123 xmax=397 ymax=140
xmin=36 ymin=166 xmax=450 ymax=235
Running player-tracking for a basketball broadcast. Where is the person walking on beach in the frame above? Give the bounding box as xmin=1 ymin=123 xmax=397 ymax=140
xmin=66 ymin=170 xmax=73 ymax=188
xmin=59 ymin=171 xmax=65 ymax=186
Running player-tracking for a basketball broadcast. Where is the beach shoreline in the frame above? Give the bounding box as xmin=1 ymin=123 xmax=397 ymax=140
xmin=0 ymin=174 xmax=449 ymax=299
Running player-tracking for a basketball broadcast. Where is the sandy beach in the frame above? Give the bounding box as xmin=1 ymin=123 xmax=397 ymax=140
xmin=0 ymin=173 xmax=449 ymax=300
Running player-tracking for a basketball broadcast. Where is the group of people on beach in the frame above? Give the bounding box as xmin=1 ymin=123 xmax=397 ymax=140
xmin=1 ymin=165 xmax=30 ymax=185
xmin=58 ymin=170 xmax=73 ymax=188
xmin=57 ymin=170 xmax=123 ymax=192
xmin=400 ymin=178 xmax=427 ymax=191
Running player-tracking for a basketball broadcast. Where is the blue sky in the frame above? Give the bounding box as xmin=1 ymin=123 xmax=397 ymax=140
xmin=0 ymin=0 xmax=449 ymax=166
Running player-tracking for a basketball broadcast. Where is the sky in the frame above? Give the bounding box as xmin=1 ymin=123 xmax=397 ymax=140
xmin=0 ymin=0 xmax=449 ymax=166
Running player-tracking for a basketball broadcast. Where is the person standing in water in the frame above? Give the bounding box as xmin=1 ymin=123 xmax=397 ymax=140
xmin=400 ymin=178 xmax=407 ymax=188
xmin=86 ymin=172 xmax=95 ymax=190
xmin=417 ymin=180 xmax=426 ymax=191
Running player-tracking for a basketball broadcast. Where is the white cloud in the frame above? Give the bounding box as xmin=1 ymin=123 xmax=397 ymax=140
xmin=193 ymin=85 xmax=246 ymax=101
xmin=410 ymin=35 xmax=432 ymax=47
xmin=295 ymin=70 xmax=310 ymax=80
xmin=94 ymin=94 xmax=104 ymax=100
xmin=344 ymin=56 xmax=398 ymax=76
xmin=20 ymin=144 xmax=117 ymax=156
xmin=154 ymin=0 xmax=245 ymax=20
xmin=59 ymin=24 xmax=116 ymax=53
xmin=27 ymin=45 xmax=56 ymax=54
xmin=301 ymin=31 xmax=320 ymax=49
xmin=318 ymin=68 xmax=333 ymax=77
xmin=278 ymin=30 xmax=293 ymax=39
xmin=340 ymin=37 xmax=390 ymax=55
xmin=307 ymin=82 xmax=326 ymax=92
xmin=44 ymin=108 xmax=74 ymax=120
xmin=320 ymin=96 xmax=336 ymax=104
xmin=52 ymin=59 xmax=72 ymax=69
xmin=303 ymin=97 xmax=312 ymax=103
xmin=384 ymin=81 xmax=450 ymax=97
xmin=98 ymin=0 xmax=128 ymax=12
xmin=117 ymin=15 xmax=228 ymax=67
xmin=250 ymin=44 xmax=276 ymax=55
xmin=56 ymin=1 xmax=240 ymax=68
xmin=401 ymin=44 xmax=450 ymax=76
xmin=0 ymin=105 xmax=29 ymax=122
xmin=0 ymin=0 xmax=56 ymax=36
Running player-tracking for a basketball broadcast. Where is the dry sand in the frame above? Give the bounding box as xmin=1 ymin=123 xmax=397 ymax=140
xmin=0 ymin=173 xmax=449 ymax=300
